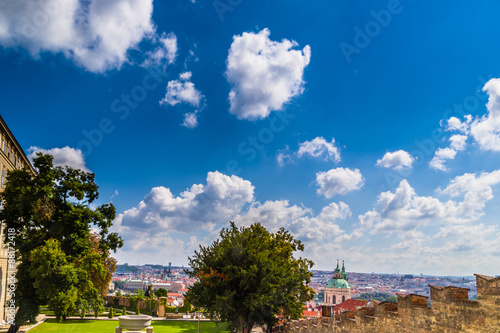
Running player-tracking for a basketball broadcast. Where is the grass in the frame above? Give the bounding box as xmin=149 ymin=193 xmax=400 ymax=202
xmin=30 ymin=319 xmax=230 ymax=333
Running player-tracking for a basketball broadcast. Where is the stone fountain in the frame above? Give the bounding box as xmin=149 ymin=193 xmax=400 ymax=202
xmin=116 ymin=315 xmax=153 ymax=333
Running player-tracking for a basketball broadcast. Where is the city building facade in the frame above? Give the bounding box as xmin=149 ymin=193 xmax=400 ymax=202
xmin=0 ymin=115 xmax=35 ymax=324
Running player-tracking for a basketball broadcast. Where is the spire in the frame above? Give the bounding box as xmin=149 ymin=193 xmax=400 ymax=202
xmin=334 ymin=259 xmax=340 ymax=274
xmin=341 ymin=260 xmax=348 ymax=281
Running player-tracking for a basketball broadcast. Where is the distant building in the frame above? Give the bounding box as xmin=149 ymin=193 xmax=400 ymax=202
xmin=124 ymin=279 xmax=147 ymax=292
xmin=0 ymin=115 xmax=35 ymax=324
xmin=324 ymin=260 xmax=351 ymax=306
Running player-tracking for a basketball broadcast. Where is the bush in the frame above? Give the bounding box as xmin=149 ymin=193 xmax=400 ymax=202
xmin=108 ymin=307 xmax=114 ymax=318
xmin=122 ymin=307 xmax=127 ymax=315
xmin=136 ymin=307 xmax=140 ymax=315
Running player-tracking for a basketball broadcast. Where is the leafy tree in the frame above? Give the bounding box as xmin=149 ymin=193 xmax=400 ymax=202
xmin=154 ymin=288 xmax=168 ymax=298
xmin=186 ymin=222 xmax=314 ymax=333
xmin=0 ymin=154 xmax=123 ymax=330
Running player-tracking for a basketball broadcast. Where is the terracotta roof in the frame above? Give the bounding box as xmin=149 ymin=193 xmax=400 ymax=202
xmin=332 ymin=299 xmax=368 ymax=313
xmin=302 ymin=310 xmax=320 ymax=317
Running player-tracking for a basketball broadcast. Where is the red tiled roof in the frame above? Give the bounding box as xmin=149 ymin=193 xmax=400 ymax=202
xmin=332 ymin=299 xmax=368 ymax=313
xmin=302 ymin=310 xmax=320 ymax=317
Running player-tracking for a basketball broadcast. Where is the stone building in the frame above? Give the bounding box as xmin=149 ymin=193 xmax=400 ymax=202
xmin=324 ymin=260 xmax=351 ymax=307
xmin=0 ymin=115 xmax=35 ymax=324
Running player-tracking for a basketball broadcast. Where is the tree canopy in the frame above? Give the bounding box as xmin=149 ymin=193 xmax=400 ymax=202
xmin=185 ymin=222 xmax=314 ymax=333
xmin=0 ymin=153 xmax=123 ymax=328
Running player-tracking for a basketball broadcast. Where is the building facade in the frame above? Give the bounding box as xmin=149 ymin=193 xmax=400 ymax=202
xmin=0 ymin=115 xmax=35 ymax=325
xmin=324 ymin=260 xmax=351 ymax=306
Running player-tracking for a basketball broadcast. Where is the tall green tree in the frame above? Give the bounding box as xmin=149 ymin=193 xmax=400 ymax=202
xmin=154 ymin=288 xmax=168 ymax=298
xmin=186 ymin=222 xmax=314 ymax=333
xmin=0 ymin=153 xmax=123 ymax=329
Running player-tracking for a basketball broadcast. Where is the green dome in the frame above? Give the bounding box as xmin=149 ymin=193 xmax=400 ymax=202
xmin=325 ymin=278 xmax=350 ymax=289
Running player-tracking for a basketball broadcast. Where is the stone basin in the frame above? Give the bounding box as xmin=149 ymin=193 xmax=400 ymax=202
xmin=118 ymin=315 xmax=152 ymax=330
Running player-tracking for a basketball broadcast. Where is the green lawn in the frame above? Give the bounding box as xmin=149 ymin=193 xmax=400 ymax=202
xmin=30 ymin=319 xmax=230 ymax=333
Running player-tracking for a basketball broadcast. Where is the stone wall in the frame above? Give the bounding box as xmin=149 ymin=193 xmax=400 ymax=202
xmin=272 ymin=273 xmax=500 ymax=333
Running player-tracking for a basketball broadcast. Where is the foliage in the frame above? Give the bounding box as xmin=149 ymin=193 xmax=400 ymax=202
xmin=155 ymin=288 xmax=168 ymax=298
xmin=355 ymin=292 xmax=398 ymax=303
xmin=114 ymin=280 xmax=126 ymax=290
xmin=185 ymin=222 xmax=314 ymax=333
xmin=129 ymin=289 xmax=146 ymax=309
xmin=108 ymin=307 xmax=114 ymax=319
xmin=0 ymin=154 xmax=123 ymax=328
xmin=136 ymin=307 xmax=140 ymax=315
xmin=115 ymin=265 xmax=141 ymax=274
xmin=122 ymin=307 xmax=126 ymax=315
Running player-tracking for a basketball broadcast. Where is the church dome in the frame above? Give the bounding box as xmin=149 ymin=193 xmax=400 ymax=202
xmin=325 ymin=278 xmax=350 ymax=289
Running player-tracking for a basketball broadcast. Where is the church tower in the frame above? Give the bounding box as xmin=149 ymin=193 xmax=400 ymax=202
xmin=324 ymin=259 xmax=351 ymax=306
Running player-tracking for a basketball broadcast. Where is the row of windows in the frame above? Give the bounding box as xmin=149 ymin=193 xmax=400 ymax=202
xmin=0 ymin=133 xmax=25 ymax=170
xmin=325 ymin=295 xmax=346 ymax=304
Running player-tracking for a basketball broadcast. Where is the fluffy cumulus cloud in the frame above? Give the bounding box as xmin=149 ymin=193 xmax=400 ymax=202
xmin=360 ymin=170 xmax=500 ymax=234
xmin=0 ymin=0 xmax=155 ymax=72
xmin=298 ymin=137 xmax=341 ymax=163
xmin=160 ymin=72 xmax=204 ymax=128
xmin=225 ymin=28 xmax=311 ymax=120
xmin=114 ymin=171 xmax=357 ymax=260
xmin=28 ymin=146 xmax=90 ymax=172
xmin=315 ymin=168 xmax=364 ymax=198
xmin=470 ymin=78 xmax=500 ymax=151
xmin=376 ymin=150 xmax=414 ymax=170
xmin=115 ymin=171 xmax=254 ymax=233
xmin=429 ymin=148 xmax=458 ymax=172
xmin=160 ymin=72 xmax=203 ymax=107
xmin=430 ymin=118 xmax=470 ymax=172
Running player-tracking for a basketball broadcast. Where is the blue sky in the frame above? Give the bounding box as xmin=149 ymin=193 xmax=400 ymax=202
xmin=1 ymin=0 xmax=500 ymax=276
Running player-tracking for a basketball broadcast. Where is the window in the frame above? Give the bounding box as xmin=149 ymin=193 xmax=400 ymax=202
xmin=342 ymin=296 xmax=345 ymax=303
xmin=333 ymin=295 xmax=336 ymax=304
xmin=1 ymin=169 xmax=5 ymax=187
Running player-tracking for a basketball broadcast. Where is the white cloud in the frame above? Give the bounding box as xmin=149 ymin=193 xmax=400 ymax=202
xmin=449 ymin=134 xmax=467 ymax=151
xmin=182 ymin=111 xmax=199 ymax=129
xmin=430 ymin=118 xmax=470 ymax=172
xmin=160 ymin=72 xmax=203 ymax=107
xmin=276 ymin=145 xmax=294 ymax=167
xmin=360 ymin=180 xmax=447 ymax=233
xmin=113 ymin=171 xmax=356 ymax=262
xmin=298 ymin=137 xmax=341 ymax=163
xmin=470 ymin=78 xmax=500 ymax=151
xmin=315 ymin=168 xmax=364 ymax=198
xmin=115 ymin=171 xmax=255 ymax=234
xmin=445 ymin=116 xmax=471 ymax=134
xmin=143 ymin=32 xmax=177 ymax=67
xmin=360 ymin=170 xmax=500 ymax=234
xmin=429 ymin=148 xmax=457 ymax=172
xmin=0 ymin=0 xmax=155 ymax=73
xmin=376 ymin=150 xmax=414 ymax=170
xmin=225 ymin=28 xmax=311 ymax=120
xmin=28 ymin=146 xmax=90 ymax=172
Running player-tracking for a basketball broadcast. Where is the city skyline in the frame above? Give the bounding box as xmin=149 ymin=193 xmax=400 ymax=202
xmin=1 ymin=1 xmax=500 ymax=276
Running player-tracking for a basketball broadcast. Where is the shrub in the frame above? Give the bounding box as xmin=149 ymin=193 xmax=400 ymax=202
xmin=122 ymin=307 xmax=127 ymax=315
xmin=108 ymin=307 xmax=114 ymax=318
xmin=136 ymin=307 xmax=140 ymax=315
